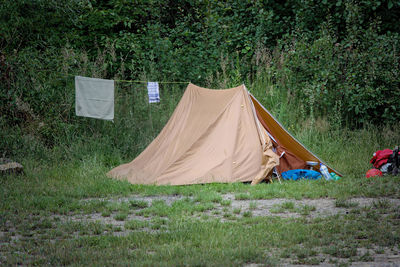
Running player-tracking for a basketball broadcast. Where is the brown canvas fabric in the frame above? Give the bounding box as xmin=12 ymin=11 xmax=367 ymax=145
xmin=108 ymin=83 xmax=279 ymax=185
xmin=254 ymin=108 xmax=307 ymax=173
xmin=250 ymin=94 xmax=342 ymax=176
xmin=274 ymin=145 xmax=307 ymax=173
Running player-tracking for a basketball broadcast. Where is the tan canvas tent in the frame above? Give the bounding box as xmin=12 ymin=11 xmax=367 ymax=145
xmin=108 ymin=83 xmax=341 ymax=185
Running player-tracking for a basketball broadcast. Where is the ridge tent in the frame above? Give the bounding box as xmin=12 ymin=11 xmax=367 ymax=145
xmin=107 ymin=83 xmax=341 ymax=185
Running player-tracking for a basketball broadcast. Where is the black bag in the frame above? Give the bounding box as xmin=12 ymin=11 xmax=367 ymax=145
xmin=387 ymin=146 xmax=400 ymax=175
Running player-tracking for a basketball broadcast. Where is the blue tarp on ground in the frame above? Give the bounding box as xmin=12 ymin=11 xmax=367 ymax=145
xmin=281 ymin=169 xmax=322 ymax=181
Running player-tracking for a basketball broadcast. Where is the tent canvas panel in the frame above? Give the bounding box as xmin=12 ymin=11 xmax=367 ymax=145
xmin=108 ymin=84 xmax=278 ymax=185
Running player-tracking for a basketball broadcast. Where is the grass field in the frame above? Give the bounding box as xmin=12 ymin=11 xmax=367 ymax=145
xmin=1 ymin=75 xmax=400 ymax=266
xmin=1 ymin=123 xmax=400 ymax=266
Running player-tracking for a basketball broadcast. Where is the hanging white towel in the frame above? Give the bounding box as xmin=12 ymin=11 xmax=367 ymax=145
xmin=75 ymin=76 xmax=114 ymax=121
xmin=147 ymin=82 xmax=160 ymax=103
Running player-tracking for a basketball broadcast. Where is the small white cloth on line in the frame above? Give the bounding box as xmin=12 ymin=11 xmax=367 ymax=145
xmin=147 ymin=82 xmax=160 ymax=103
xmin=75 ymin=76 xmax=114 ymax=121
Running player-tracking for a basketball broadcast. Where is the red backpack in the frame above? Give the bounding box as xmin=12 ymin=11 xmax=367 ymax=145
xmin=370 ymin=146 xmax=400 ymax=175
xmin=370 ymin=149 xmax=393 ymax=169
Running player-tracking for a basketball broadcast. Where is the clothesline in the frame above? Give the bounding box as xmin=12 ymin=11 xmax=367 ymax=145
xmin=75 ymin=76 xmax=186 ymax=121
xmin=58 ymin=75 xmax=190 ymax=84
xmin=115 ymin=80 xmax=190 ymax=84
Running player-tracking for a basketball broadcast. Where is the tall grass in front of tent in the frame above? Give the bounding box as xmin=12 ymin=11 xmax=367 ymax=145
xmin=2 ymin=43 xmax=400 ymax=181
xmin=2 ymin=37 xmax=399 ymax=167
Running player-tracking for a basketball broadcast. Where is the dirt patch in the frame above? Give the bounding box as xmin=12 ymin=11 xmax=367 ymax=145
xmin=279 ymin=246 xmax=400 ymax=267
xmin=62 ymin=195 xmax=400 ymax=227
xmin=2 ymin=195 xmax=400 ymax=266
xmin=222 ymin=195 xmax=400 ymax=218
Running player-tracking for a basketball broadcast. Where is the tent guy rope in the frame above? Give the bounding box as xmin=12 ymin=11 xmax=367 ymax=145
xmin=115 ymin=80 xmax=190 ymax=84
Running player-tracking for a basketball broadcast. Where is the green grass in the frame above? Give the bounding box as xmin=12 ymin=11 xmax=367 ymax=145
xmin=1 ymin=78 xmax=400 ymax=265
xmin=335 ymin=199 xmax=359 ymax=208
xmin=129 ymin=199 xmax=149 ymax=209
xmin=2 ymin=161 xmax=400 ymax=265
xmin=296 ymin=204 xmax=317 ymax=216
xmin=233 ymin=208 xmax=241 ymax=214
xmin=281 ymin=201 xmax=295 ymax=210
xmin=114 ymin=212 xmax=128 ymax=221
xmin=220 ymin=199 xmax=231 ymax=206
xmin=124 ymin=219 xmax=149 ymax=230
xmin=194 ymin=191 xmax=223 ymax=203
xmin=2 ymin=149 xmax=400 ymax=265
xmin=242 ymin=211 xmax=253 ymax=218
xmin=249 ymin=201 xmax=257 ymax=210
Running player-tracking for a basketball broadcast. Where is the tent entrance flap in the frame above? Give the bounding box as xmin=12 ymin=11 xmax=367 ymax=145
xmin=249 ymin=93 xmax=342 ymax=177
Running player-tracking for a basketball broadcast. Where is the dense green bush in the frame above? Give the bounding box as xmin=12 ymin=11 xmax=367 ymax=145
xmin=276 ymin=16 xmax=399 ymax=126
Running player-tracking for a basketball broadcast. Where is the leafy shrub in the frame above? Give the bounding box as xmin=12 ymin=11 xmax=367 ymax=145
xmin=277 ymin=17 xmax=400 ymax=127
